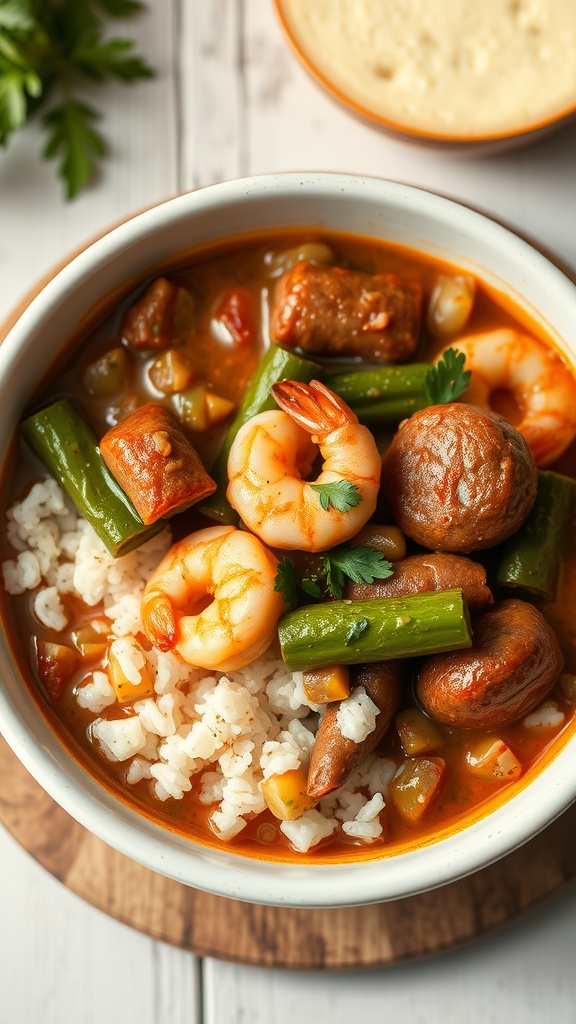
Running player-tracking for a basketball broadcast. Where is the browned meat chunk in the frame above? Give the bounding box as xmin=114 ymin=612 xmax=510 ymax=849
xmin=100 ymin=403 xmax=216 ymax=525
xmin=307 ymin=661 xmax=403 ymax=799
xmin=381 ymin=403 xmax=537 ymax=552
xmin=270 ymin=261 xmax=422 ymax=362
xmin=346 ymin=553 xmax=493 ymax=611
xmin=416 ymin=599 xmax=564 ymax=730
xmin=120 ymin=277 xmax=180 ymax=350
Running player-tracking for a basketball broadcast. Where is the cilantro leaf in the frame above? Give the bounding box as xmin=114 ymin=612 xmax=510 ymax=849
xmin=74 ymin=34 xmax=154 ymax=82
xmin=423 ymin=348 xmax=471 ymax=405
xmin=301 ymin=577 xmax=322 ymax=598
xmin=43 ymin=100 xmax=105 ymax=199
xmin=321 ymin=545 xmax=394 ymax=598
xmin=309 ymin=480 xmax=362 ymax=513
xmin=0 ymin=0 xmax=153 ymax=197
xmin=274 ymin=556 xmax=299 ymax=608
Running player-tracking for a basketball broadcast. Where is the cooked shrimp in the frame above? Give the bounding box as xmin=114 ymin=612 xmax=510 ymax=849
xmin=452 ymin=329 xmax=576 ymax=465
xmin=141 ymin=525 xmax=284 ymax=672
xmin=226 ymin=379 xmax=381 ymax=551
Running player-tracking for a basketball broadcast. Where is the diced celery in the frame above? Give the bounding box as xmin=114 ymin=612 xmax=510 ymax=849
xmin=388 ymin=757 xmax=445 ymax=822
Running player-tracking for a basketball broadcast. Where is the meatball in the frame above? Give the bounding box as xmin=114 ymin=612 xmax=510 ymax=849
xmin=416 ymin=599 xmax=564 ymax=730
xmin=381 ymin=403 xmax=538 ymax=552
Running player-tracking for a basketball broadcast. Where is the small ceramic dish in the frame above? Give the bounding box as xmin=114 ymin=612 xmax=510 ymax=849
xmin=275 ymin=0 xmax=576 ymax=153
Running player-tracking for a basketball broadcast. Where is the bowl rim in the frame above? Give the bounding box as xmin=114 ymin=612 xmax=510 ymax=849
xmin=1 ymin=171 xmax=576 ymax=908
xmin=273 ymin=0 xmax=576 ymax=146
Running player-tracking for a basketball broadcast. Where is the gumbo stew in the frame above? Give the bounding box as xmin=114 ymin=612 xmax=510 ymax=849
xmin=3 ymin=230 xmax=576 ymax=862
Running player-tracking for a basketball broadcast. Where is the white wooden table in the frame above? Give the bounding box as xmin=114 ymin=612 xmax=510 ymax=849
xmin=1 ymin=4 xmax=576 ymax=1021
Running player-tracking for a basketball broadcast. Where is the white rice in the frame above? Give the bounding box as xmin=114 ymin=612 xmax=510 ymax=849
xmin=3 ymin=479 xmax=396 ymax=853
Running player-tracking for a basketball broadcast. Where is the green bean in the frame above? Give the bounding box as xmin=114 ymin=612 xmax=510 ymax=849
xmin=278 ymin=589 xmax=472 ymax=672
xmin=497 ymin=470 xmax=576 ymax=600
xmin=327 ymin=364 xmax=431 ymax=424
xmin=199 ymin=344 xmax=320 ymax=524
xmin=21 ymin=399 xmax=162 ymax=557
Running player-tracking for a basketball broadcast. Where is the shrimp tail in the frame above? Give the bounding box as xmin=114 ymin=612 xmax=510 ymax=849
xmin=141 ymin=591 xmax=178 ymax=652
xmin=271 ymin=379 xmax=358 ymax=440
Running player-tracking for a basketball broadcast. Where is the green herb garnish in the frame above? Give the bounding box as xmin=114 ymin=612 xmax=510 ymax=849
xmin=309 ymin=480 xmax=362 ymax=513
xmin=0 ymin=0 xmax=154 ymax=198
xmin=274 ymin=546 xmax=393 ymax=605
xmin=274 ymin=556 xmax=299 ymax=608
xmin=321 ymin=545 xmax=393 ymax=599
xmin=422 ymin=348 xmax=471 ymax=405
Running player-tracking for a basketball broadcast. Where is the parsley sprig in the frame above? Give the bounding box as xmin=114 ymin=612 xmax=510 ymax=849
xmin=423 ymin=348 xmax=471 ymax=405
xmin=309 ymin=479 xmax=362 ymax=513
xmin=0 ymin=0 xmax=153 ymax=198
xmin=274 ymin=546 xmax=394 ymax=606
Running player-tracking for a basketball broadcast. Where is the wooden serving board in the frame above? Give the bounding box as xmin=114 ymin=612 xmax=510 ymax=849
xmin=1 ymin=735 xmax=575 ymax=970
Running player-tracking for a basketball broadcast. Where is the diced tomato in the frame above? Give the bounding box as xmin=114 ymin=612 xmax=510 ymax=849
xmin=36 ymin=639 xmax=79 ymax=703
xmin=215 ymin=288 xmax=255 ymax=346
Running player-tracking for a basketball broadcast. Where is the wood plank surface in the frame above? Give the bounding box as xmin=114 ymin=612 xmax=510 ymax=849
xmin=1 ymin=735 xmax=576 ymax=972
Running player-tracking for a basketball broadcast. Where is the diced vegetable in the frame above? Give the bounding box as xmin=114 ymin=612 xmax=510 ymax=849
xmin=21 ymin=399 xmax=162 ymax=557
xmin=327 ymin=364 xmax=430 ymax=424
xmin=278 ymin=590 xmax=472 ymax=673
xmin=350 ymin=524 xmax=406 ymax=561
xmin=200 ymin=344 xmax=320 ymax=524
xmin=107 ymin=637 xmax=154 ymax=704
xmin=265 ymin=242 xmax=336 ymax=276
xmin=465 ymin=738 xmax=521 ymax=781
xmin=173 ymin=385 xmax=235 ymax=431
xmin=260 ymin=767 xmax=315 ymax=820
xmin=205 ymin=391 xmax=235 ymax=425
xmin=427 ymin=274 xmax=476 ymax=337
xmin=72 ymin=621 xmax=110 ymax=659
xmin=173 ymin=383 xmax=208 ymax=431
xmin=99 ymin=403 xmax=216 ymax=525
xmin=388 ymin=757 xmax=445 ymax=822
xmin=214 ymin=288 xmax=255 ymax=346
xmin=396 ymin=708 xmax=442 ymax=756
xmin=148 ymin=348 xmax=195 ymax=394
xmin=36 ymin=639 xmax=79 ymax=703
xmin=497 ymin=470 xmax=576 ymax=600
xmin=82 ymin=347 xmax=131 ymax=397
xmin=303 ymin=665 xmax=350 ymax=704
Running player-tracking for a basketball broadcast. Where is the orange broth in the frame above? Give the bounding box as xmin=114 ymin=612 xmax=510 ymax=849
xmin=2 ymin=230 xmax=576 ymax=864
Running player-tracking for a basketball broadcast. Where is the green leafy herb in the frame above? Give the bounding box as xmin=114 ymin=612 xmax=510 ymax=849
xmin=301 ymin=577 xmax=322 ymax=598
xmin=344 ymin=618 xmax=369 ymax=645
xmin=319 ymin=544 xmax=391 ymax=598
xmin=423 ymin=348 xmax=471 ymax=405
xmin=309 ymin=479 xmax=362 ymax=513
xmin=275 ymin=547 xmax=393 ymax=605
xmin=274 ymin=556 xmax=300 ymax=608
xmin=0 ymin=0 xmax=153 ymax=198
xmin=321 ymin=545 xmax=394 ymax=599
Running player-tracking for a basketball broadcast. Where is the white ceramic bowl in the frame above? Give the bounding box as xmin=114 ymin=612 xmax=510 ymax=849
xmin=1 ymin=173 xmax=575 ymax=908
